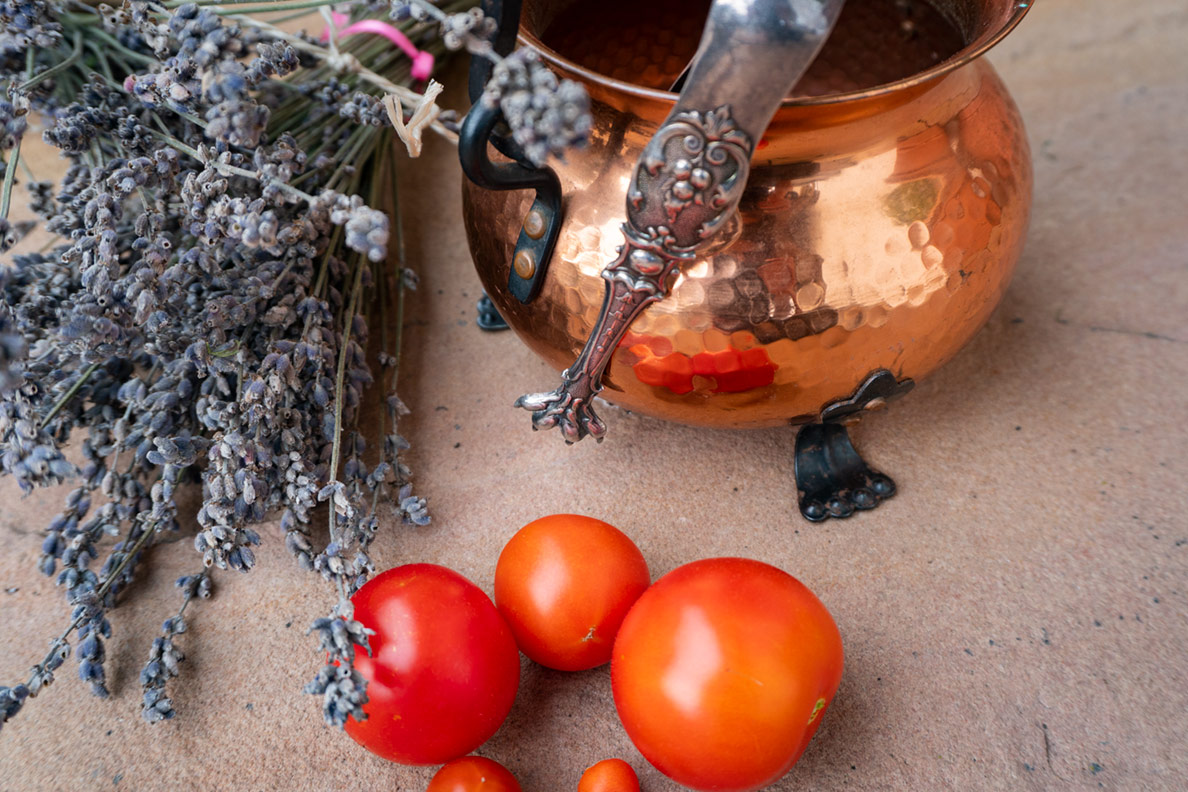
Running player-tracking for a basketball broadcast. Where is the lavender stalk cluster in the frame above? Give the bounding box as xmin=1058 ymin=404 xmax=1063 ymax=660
xmin=483 ymin=49 xmax=592 ymax=167
xmin=0 ymin=1 xmax=61 ymax=63
xmin=0 ymin=0 xmax=590 ymax=736
xmin=0 ymin=0 xmax=439 ymax=735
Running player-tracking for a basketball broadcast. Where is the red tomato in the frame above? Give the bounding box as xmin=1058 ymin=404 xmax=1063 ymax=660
xmin=494 ymin=514 xmax=650 ymax=671
xmin=611 ymin=558 xmax=843 ymax=792
xmin=345 ymin=564 xmax=520 ymax=765
xmin=578 ymin=758 xmax=640 ymax=792
xmin=426 ymin=756 xmax=521 ymax=792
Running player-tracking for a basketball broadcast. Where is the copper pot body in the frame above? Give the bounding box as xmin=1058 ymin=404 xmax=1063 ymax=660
xmin=464 ymin=0 xmax=1032 ymax=429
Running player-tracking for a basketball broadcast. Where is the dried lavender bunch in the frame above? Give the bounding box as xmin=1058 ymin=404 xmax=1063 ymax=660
xmin=0 ymin=0 xmax=589 ymax=735
xmin=0 ymin=0 xmax=467 ymax=734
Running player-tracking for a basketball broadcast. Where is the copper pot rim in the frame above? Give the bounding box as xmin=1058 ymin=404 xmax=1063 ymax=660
xmin=518 ymin=0 xmax=1032 ymax=107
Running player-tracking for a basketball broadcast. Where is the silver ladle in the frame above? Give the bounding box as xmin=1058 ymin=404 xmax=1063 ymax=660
xmin=515 ymin=0 xmax=846 ymax=442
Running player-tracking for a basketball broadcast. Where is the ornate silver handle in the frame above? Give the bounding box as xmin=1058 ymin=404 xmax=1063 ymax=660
xmin=515 ymin=0 xmax=843 ymax=442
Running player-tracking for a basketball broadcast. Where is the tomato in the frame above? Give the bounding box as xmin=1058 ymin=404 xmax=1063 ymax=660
xmin=494 ymin=514 xmax=650 ymax=671
xmin=345 ymin=564 xmax=520 ymax=765
xmin=426 ymin=756 xmax=522 ymax=792
xmin=577 ymin=758 xmax=640 ymax=792
xmin=611 ymin=558 xmax=843 ymax=792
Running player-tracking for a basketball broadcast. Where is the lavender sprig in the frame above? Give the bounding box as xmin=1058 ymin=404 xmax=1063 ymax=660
xmin=303 ymin=605 xmax=374 ymax=727
xmin=140 ymin=571 xmax=211 ymax=722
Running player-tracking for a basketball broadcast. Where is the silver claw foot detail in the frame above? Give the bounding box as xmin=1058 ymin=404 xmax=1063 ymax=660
xmin=514 ymin=383 xmax=606 ymax=444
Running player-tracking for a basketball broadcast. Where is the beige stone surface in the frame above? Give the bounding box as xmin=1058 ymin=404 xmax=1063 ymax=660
xmin=2 ymin=0 xmax=1187 ymax=790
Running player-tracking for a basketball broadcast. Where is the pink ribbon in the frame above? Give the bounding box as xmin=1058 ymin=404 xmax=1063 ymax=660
xmin=321 ymin=12 xmax=435 ymax=82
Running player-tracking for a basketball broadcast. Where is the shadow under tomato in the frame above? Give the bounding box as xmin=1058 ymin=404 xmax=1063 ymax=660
xmin=478 ymin=658 xmax=640 ymax=789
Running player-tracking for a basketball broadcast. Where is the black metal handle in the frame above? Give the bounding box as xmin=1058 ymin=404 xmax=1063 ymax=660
xmin=458 ymin=0 xmax=561 ymax=304
xmin=458 ymin=100 xmax=561 ymax=304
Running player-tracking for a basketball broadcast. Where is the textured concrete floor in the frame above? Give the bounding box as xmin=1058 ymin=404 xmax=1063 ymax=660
xmin=2 ymin=1 xmax=1187 ymax=790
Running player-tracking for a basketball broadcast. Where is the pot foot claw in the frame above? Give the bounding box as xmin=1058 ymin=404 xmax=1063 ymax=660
xmin=794 ymin=422 xmax=895 ymax=522
xmin=514 ymin=386 xmax=606 ymax=444
xmin=476 ymin=293 xmax=509 ymax=331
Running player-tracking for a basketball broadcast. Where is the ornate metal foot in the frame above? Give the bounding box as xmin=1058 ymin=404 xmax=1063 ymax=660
xmin=794 ymin=369 xmax=915 ymax=522
xmin=513 ymin=381 xmax=606 ymax=443
xmin=795 ymin=423 xmax=896 ymax=521
xmin=476 ymin=293 xmax=508 ymax=331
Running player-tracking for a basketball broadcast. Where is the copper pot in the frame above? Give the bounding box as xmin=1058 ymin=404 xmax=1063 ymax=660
xmin=461 ymin=0 xmax=1032 ymax=519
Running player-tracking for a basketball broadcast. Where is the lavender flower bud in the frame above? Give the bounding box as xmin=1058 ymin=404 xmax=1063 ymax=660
xmin=483 ymin=49 xmax=591 ymax=167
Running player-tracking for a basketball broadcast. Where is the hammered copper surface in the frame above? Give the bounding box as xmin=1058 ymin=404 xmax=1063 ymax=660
xmin=465 ymin=0 xmax=1032 ymax=429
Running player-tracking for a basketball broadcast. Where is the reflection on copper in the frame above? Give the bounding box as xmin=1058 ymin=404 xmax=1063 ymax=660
xmin=464 ymin=0 xmax=1032 ymax=428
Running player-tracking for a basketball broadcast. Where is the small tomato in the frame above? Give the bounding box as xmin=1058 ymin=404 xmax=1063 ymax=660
xmin=426 ymin=756 xmax=522 ymax=792
xmin=345 ymin=564 xmax=520 ymax=765
xmin=494 ymin=514 xmax=650 ymax=671
xmin=577 ymin=758 xmax=640 ymax=792
xmin=611 ymin=557 xmax=843 ymax=792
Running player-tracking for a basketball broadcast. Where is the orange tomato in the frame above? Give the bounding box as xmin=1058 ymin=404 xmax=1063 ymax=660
xmin=611 ymin=558 xmax=843 ymax=792
xmin=494 ymin=514 xmax=650 ymax=671
xmin=577 ymin=758 xmax=640 ymax=792
xmin=426 ymin=756 xmax=521 ymax=792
